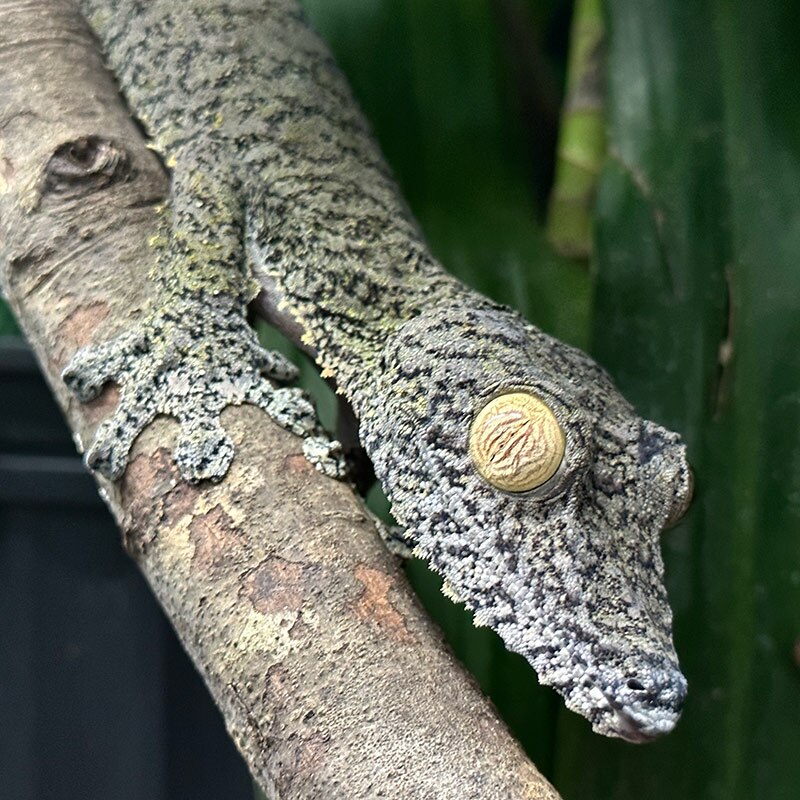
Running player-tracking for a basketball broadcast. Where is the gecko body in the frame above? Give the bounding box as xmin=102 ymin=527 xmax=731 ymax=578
xmin=64 ymin=0 xmax=692 ymax=741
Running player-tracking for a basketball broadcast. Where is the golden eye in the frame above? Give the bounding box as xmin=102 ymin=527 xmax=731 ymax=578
xmin=469 ymin=392 xmax=566 ymax=493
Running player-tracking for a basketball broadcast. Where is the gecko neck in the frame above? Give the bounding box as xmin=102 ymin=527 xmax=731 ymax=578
xmin=249 ymin=228 xmax=469 ymax=408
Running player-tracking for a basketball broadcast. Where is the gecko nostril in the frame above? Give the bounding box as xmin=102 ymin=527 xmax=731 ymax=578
xmin=620 ymin=669 xmax=688 ymax=710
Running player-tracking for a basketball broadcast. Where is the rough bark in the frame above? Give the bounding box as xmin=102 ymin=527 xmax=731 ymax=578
xmin=0 ymin=2 xmax=560 ymax=798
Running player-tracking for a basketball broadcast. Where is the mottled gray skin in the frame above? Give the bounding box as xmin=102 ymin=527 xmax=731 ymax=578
xmin=364 ymin=304 xmax=691 ymax=740
xmin=65 ymin=0 xmax=691 ymax=741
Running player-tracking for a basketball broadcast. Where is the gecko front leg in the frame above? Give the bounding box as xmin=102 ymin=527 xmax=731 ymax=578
xmin=63 ymin=154 xmax=343 ymax=483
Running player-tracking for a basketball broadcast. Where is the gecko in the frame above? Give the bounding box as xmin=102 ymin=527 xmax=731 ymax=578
xmin=63 ymin=0 xmax=693 ymax=743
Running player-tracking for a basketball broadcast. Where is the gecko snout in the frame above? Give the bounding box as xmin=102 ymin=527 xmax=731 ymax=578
xmin=603 ymin=665 xmax=688 ymax=742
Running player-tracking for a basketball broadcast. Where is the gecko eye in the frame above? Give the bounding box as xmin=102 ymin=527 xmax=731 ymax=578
xmin=469 ymin=391 xmax=566 ymax=493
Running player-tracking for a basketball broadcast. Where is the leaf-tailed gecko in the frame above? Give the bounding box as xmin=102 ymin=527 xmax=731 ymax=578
xmin=64 ymin=0 xmax=693 ymax=742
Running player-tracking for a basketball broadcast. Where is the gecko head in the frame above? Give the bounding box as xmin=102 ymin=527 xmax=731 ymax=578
xmin=361 ymin=302 xmax=692 ymax=742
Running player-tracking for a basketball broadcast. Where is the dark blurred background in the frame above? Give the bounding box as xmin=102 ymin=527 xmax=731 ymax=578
xmin=2 ymin=1 xmax=799 ymax=799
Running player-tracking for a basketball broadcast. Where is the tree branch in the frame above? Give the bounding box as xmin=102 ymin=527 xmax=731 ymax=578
xmin=0 ymin=1 xmax=560 ymax=798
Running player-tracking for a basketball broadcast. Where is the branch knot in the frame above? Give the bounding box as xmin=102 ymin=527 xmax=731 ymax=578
xmin=44 ymin=135 xmax=132 ymax=197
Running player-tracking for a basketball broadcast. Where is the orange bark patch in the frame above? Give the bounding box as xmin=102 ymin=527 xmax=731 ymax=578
xmin=162 ymin=479 xmax=204 ymax=526
xmin=283 ymin=453 xmax=313 ymax=473
xmin=122 ymin=448 xmax=179 ymax=501
xmin=83 ymin=383 xmax=120 ymax=424
xmin=57 ymin=301 xmax=110 ymax=354
xmin=188 ymin=504 xmax=244 ymax=573
xmin=242 ymin=557 xmax=306 ymax=615
xmin=120 ymin=448 xmax=180 ymax=551
xmin=353 ymin=565 xmax=413 ymax=644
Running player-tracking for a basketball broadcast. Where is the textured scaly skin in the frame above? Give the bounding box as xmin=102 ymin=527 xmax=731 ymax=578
xmin=65 ymin=0 xmax=692 ymax=741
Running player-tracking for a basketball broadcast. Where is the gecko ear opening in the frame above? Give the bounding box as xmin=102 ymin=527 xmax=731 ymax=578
xmin=469 ymin=391 xmax=566 ymax=493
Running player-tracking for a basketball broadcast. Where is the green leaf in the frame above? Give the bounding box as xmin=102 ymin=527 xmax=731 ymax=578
xmin=554 ymin=2 xmax=800 ymax=799
xmin=0 ymin=300 xmax=20 ymax=335
xmin=546 ymin=0 xmax=606 ymax=259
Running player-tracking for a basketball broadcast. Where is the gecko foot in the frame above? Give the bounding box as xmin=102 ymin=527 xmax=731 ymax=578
xmin=63 ymin=291 xmax=333 ymax=483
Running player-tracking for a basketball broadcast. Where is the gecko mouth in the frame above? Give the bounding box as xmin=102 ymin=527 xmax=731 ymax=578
xmin=601 ymin=694 xmax=682 ymax=743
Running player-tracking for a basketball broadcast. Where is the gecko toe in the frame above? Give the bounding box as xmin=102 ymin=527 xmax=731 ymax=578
xmin=63 ymin=344 xmax=118 ymax=401
xmin=303 ymin=435 xmax=347 ymax=478
xmin=63 ymin=329 xmax=150 ymax=401
xmin=245 ymin=384 xmax=318 ymax=437
xmin=250 ymin=343 xmax=298 ymax=383
xmin=175 ymin=418 xmax=235 ymax=483
xmin=85 ymin=408 xmax=156 ymax=480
